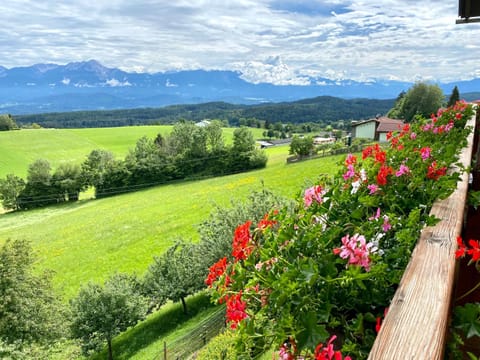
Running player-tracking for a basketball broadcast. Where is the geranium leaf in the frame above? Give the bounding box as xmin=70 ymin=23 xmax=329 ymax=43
xmin=454 ymin=303 xmax=480 ymax=339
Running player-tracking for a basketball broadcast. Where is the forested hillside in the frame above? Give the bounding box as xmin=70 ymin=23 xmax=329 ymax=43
xmin=13 ymin=96 xmax=395 ymax=128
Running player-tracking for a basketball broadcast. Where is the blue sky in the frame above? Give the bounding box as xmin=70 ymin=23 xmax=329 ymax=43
xmin=0 ymin=0 xmax=479 ymax=84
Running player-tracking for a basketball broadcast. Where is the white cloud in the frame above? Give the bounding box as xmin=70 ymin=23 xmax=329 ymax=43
xmin=105 ymin=78 xmax=132 ymax=87
xmin=165 ymin=79 xmax=178 ymax=87
xmin=0 ymin=1 xmax=478 ymax=84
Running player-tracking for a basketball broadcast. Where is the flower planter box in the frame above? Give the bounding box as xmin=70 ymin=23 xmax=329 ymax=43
xmin=368 ymin=112 xmax=478 ymax=359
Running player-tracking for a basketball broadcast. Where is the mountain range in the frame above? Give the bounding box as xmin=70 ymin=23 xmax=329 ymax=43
xmin=1 ymin=60 xmax=479 ymax=114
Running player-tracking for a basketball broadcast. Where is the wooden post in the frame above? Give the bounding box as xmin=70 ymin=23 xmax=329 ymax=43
xmin=164 ymin=341 xmax=167 ymax=360
xmin=368 ymin=113 xmax=477 ymax=359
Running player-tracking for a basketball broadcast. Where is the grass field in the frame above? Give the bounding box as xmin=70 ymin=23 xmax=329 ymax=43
xmin=0 ymin=125 xmax=266 ymax=178
xmin=0 ymin=126 xmax=346 ymax=359
xmin=0 ymin=142 xmax=343 ymax=300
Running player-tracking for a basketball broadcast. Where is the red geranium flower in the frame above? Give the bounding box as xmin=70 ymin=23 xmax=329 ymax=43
xmin=426 ymin=161 xmax=447 ymax=180
xmin=258 ymin=211 xmax=278 ymax=230
xmin=455 ymin=236 xmax=467 ymax=259
xmin=232 ymin=221 xmax=253 ymax=261
xmin=205 ymin=257 xmax=228 ymax=286
xmin=225 ymin=292 xmax=248 ymax=328
xmin=467 ymin=239 xmax=480 ymax=261
xmin=377 ymin=165 xmax=393 ymax=186
xmin=314 ymin=335 xmax=351 ymax=360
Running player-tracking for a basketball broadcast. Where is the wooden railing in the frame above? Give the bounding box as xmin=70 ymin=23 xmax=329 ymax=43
xmin=368 ymin=111 xmax=478 ymax=359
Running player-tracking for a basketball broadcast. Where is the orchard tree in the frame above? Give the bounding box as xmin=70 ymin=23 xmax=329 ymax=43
xmin=0 ymin=174 xmax=25 ymax=210
xmin=447 ymin=85 xmax=460 ymax=107
xmin=143 ymin=241 xmax=205 ymax=314
xmin=197 ymin=188 xmax=288 ymax=268
xmin=0 ymin=239 xmax=67 ymax=347
xmin=289 ymin=135 xmax=315 ymax=157
xmin=70 ymin=273 xmax=147 ymax=360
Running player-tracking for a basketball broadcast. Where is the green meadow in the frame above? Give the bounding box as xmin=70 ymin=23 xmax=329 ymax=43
xmin=0 ymin=125 xmax=266 ymax=178
xmin=0 ymin=137 xmax=343 ymax=300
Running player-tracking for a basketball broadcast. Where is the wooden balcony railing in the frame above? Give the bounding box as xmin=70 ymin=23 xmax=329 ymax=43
xmin=368 ymin=111 xmax=478 ymax=359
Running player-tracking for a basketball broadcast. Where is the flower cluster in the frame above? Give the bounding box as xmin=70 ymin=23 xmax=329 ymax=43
xmin=314 ymin=336 xmax=352 ymax=360
xmin=205 ymin=257 xmax=228 ymax=287
xmin=456 ymin=236 xmax=480 ymax=262
xmin=426 ymin=161 xmax=447 ymax=180
xmin=333 ymin=233 xmax=377 ymax=271
xmin=225 ymin=292 xmax=248 ymax=329
xmin=304 ymin=185 xmax=327 ymax=207
xmin=206 ymin=101 xmax=474 ymax=359
xmin=232 ymin=220 xmax=253 ymax=261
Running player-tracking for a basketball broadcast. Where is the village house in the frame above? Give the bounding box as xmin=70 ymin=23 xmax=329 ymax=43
xmin=351 ymin=116 xmax=405 ymax=142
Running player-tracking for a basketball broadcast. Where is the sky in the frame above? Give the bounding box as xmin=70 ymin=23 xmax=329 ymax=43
xmin=1 ymin=0 xmax=479 ymax=85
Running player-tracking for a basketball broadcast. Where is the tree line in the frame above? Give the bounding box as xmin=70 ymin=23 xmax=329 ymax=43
xmin=12 ymin=96 xmax=395 ymax=129
xmin=0 ymin=121 xmax=267 ymax=211
xmin=0 ymin=188 xmax=285 ymax=360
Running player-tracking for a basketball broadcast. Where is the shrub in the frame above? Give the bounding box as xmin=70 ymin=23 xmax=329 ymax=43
xmin=196 ymin=331 xmax=237 ymax=360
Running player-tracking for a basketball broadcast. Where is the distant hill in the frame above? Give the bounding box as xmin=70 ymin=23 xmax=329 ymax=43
xmin=14 ymin=96 xmax=396 ymax=128
xmin=1 ymin=60 xmax=479 ymax=114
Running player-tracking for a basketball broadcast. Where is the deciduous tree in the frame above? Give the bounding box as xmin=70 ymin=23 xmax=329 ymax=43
xmin=52 ymin=163 xmax=84 ymax=201
xmin=392 ymin=82 xmax=445 ymax=122
xmin=0 ymin=174 xmax=25 ymax=210
xmin=0 ymin=239 xmax=67 ymax=347
xmin=289 ymin=135 xmax=315 ymax=157
xmin=70 ymin=273 xmax=147 ymax=360
xmin=143 ymin=241 xmax=205 ymax=314
xmin=0 ymin=114 xmax=18 ymax=131
xmin=18 ymin=159 xmax=62 ymax=208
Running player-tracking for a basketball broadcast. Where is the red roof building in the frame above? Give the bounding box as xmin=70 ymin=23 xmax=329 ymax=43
xmin=351 ymin=116 xmax=404 ymax=142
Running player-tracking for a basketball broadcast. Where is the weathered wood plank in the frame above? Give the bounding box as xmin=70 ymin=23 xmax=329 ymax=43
xmin=368 ymin=113 xmax=477 ymax=360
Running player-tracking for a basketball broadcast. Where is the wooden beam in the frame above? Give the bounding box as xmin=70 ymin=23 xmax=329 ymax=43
xmin=368 ymin=112 xmax=477 ymax=359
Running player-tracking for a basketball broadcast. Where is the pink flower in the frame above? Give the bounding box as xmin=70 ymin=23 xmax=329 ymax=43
xmin=445 ymin=121 xmax=454 ymax=132
xmin=420 ymin=147 xmax=431 ymax=161
xmin=395 ymin=164 xmax=410 ymax=177
xmin=410 ymin=132 xmax=417 ymax=140
xmin=333 ymin=233 xmax=376 ymax=271
xmin=367 ymin=184 xmax=379 ymax=194
xmin=304 ymin=185 xmax=325 ymax=207
xmin=422 ymin=123 xmax=433 ymax=132
xmin=369 ymin=208 xmax=381 ymax=221
xmin=382 ymin=215 xmax=392 ymax=232
xmin=343 ymin=164 xmax=355 ymax=180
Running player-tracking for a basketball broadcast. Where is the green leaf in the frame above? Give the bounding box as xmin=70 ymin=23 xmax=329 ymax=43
xmin=454 ymin=303 xmax=480 ymax=339
xmin=468 ymin=190 xmax=480 ymax=210
xmin=296 ymin=311 xmax=329 ymax=350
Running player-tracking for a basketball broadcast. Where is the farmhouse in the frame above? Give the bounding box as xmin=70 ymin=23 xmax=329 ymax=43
xmin=313 ymin=136 xmax=335 ymax=145
xmin=351 ymin=116 xmax=405 ymax=142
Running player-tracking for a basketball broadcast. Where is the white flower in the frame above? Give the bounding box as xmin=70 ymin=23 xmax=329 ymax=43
xmin=351 ymin=180 xmax=361 ymax=194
